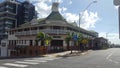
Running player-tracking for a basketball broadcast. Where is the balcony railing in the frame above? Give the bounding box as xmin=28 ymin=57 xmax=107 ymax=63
xmin=15 ymin=29 xmax=72 ymax=36
xmin=6 ymin=5 xmax=13 ymax=9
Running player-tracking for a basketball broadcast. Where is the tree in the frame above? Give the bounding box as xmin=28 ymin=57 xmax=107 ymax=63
xmin=77 ymin=33 xmax=83 ymax=51
xmin=65 ymin=32 xmax=74 ymax=54
xmin=36 ymin=32 xmax=46 ymax=46
xmin=36 ymin=32 xmax=53 ymax=46
xmin=45 ymin=34 xmax=53 ymax=46
xmin=81 ymin=38 xmax=89 ymax=50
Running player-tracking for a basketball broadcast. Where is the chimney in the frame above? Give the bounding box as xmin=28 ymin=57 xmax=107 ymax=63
xmin=52 ymin=2 xmax=59 ymax=12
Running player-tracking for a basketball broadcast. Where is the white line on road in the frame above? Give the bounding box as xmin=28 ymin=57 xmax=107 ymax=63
xmin=24 ymin=60 xmax=47 ymax=62
xmin=33 ymin=58 xmax=55 ymax=61
xmin=106 ymin=49 xmax=120 ymax=64
xmin=15 ymin=61 xmax=39 ymax=65
xmin=0 ymin=66 xmax=8 ymax=68
xmin=3 ymin=63 xmax=28 ymax=67
xmin=106 ymin=52 xmax=114 ymax=59
xmin=106 ymin=50 xmax=116 ymax=60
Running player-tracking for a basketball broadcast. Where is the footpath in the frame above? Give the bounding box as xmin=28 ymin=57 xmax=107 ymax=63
xmin=43 ymin=50 xmax=92 ymax=58
xmin=0 ymin=50 xmax=92 ymax=59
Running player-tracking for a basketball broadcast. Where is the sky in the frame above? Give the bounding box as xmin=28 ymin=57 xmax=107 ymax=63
xmin=0 ymin=0 xmax=120 ymax=44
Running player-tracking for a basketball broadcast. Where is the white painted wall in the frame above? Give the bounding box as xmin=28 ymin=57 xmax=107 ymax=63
xmin=8 ymin=34 xmax=18 ymax=40
xmin=0 ymin=47 xmax=7 ymax=57
xmin=0 ymin=39 xmax=8 ymax=57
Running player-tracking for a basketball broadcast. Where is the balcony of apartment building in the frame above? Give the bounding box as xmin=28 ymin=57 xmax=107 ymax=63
xmin=0 ymin=14 xmax=16 ymax=20
xmin=0 ymin=6 xmax=16 ymax=15
xmin=5 ymin=5 xmax=14 ymax=10
xmin=24 ymin=15 xmax=29 ymax=19
xmin=5 ymin=21 xmax=13 ymax=25
xmin=24 ymin=9 xmax=29 ymax=14
xmin=24 ymin=4 xmax=30 ymax=9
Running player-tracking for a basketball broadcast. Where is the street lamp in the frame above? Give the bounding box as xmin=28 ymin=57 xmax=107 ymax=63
xmin=79 ymin=0 xmax=97 ymax=27
xmin=114 ymin=0 xmax=120 ymax=39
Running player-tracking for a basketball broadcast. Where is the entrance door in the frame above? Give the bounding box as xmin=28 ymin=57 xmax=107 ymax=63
xmin=51 ymin=40 xmax=63 ymax=46
xmin=51 ymin=40 xmax=63 ymax=53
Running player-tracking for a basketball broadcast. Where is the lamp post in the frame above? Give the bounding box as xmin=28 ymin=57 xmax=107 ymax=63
xmin=114 ymin=0 xmax=120 ymax=39
xmin=79 ymin=0 xmax=97 ymax=27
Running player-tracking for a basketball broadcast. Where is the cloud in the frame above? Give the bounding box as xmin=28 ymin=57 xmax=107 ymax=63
xmin=99 ymin=32 xmax=120 ymax=44
xmin=29 ymin=0 xmax=52 ymax=18
xmin=57 ymin=0 xmax=63 ymax=3
xmin=63 ymin=10 xmax=100 ymax=29
xmin=69 ymin=0 xmax=72 ymax=5
xmin=59 ymin=7 xmax=67 ymax=13
xmin=80 ymin=10 xmax=100 ymax=29
xmin=63 ymin=13 xmax=79 ymax=23
xmin=35 ymin=1 xmax=51 ymax=18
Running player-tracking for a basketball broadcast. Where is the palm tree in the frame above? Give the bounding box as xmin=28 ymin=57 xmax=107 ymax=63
xmin=65 ymin=32 xmax=74 ymax=54
xmin=36 ymin=32 xmax=46 ymax=46
xmin=45 ymin=34 xmax=53 ymax=46
xmin=36 ymin=32 xmax=53 ymax=46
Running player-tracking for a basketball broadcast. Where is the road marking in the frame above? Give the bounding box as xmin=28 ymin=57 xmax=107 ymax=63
xmin=113 ymin=61 xmax=119 ymax=64
xmin=24 ymin=60 xmax=47 ymax=62
xmin=3 ymin=63 xmax=28 ymax=67
xmin=15 ymin=61 xmax=39 ymax=65
xmin=106 ymin=49 xmax=120 ymax=64
xmin=37 ymin=58 xmax=54 ymax=60
xmin=106 ymin=50 xmax=116 ymax=59
xmin=0 ymin=66 xmax=8 ymax=68
xmin=106 ymin=53 xmax=113 ymax=59
xmin=33 ymin=57 xmax=60 ymax=61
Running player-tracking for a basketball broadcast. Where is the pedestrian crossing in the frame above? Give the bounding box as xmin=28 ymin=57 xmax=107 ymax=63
xmin=0 ymin=57 xmax=61 ymax=68
xmin=0 ymin=66 xmax=8 ymax=68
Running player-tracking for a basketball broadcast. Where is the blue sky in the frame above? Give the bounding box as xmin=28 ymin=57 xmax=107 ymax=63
xmin=0 ymin=0 xmax=120 ymax=44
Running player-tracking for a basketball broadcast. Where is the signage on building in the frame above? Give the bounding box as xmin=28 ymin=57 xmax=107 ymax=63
xmin=53 ymin=36 xmax=61 ymax=38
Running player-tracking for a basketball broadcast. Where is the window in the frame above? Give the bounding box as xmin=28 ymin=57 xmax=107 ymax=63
xmin=30 ymin=40 xmax=33 ymax=46
xmin=1 ymin=43 xmax=6 ymax=47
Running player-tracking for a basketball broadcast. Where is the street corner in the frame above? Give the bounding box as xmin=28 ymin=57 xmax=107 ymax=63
xmin=81 ymin=50 xmax=93 ymax=55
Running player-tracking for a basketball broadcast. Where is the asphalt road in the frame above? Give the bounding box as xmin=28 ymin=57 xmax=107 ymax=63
xmin=0 ymin=48 xmax=120 ymax=68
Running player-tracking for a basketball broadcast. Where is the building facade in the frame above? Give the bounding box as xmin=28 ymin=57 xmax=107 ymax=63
xmin=0 ymin=0 xmax=36 ymax=40
xmin=93 ymin=37 xmax=108 ymax=50
xmin=6 ymin=2 xmax=98 ymax=57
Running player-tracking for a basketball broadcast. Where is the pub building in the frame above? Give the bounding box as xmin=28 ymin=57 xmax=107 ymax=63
xmin=7 ymin=2 xmax=98 ymax=57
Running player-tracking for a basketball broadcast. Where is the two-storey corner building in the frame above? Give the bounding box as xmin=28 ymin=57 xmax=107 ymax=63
xmin=7 ymin=2 xmax=98 ymax=57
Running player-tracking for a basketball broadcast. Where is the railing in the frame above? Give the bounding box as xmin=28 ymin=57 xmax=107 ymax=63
xmin=15 ymin=29 xmax=72 ymax=36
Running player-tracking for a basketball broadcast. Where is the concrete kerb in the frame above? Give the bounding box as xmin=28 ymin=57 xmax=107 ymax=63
xmin=43 ymin=50 xmax=92 ymax=57
xmin=0 ymin=50 xmax=92 ymax=59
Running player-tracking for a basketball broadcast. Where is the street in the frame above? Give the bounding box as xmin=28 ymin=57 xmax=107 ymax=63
xmin=0 ymin=48 xmax=120 ymax=68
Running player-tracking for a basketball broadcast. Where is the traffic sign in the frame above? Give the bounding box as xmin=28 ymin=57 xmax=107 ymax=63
xmin=73 ymin=34 xmax=78 ymax=41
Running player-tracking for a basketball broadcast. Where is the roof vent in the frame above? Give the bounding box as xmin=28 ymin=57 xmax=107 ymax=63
xmin=52 ymin=2 xmax=59 ymax=12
